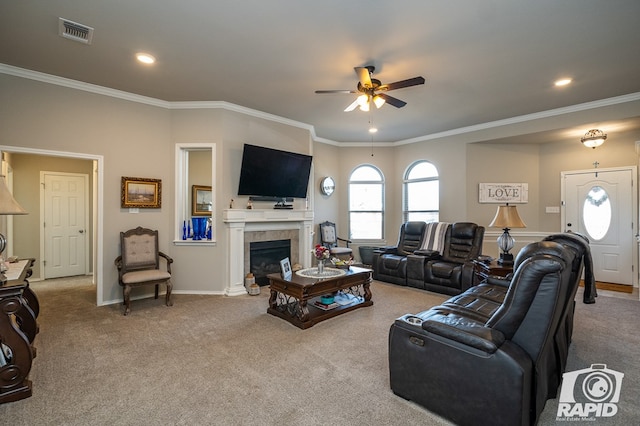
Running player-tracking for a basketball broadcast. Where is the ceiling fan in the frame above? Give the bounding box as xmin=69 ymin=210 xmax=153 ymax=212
xmin=315 ymin=65 xmax=425 ymax=112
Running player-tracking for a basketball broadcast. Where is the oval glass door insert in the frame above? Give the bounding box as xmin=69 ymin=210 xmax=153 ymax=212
xmin=583 ymin=185 xmax=611 ymax=241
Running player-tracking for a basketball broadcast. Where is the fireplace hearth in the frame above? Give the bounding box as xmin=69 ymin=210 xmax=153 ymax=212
xmin=250 ymin=239 xmax=291 ymax=286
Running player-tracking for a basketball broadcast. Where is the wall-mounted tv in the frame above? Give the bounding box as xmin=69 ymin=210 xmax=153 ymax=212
xmin=237 ymin=144 xmax=313 ymax=202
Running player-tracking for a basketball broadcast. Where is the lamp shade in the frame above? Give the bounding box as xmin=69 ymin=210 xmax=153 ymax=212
xmin=0 ymin=175 xmax=27 ymax=215
xmin=489 ymin=204 xmax=526 ymax=229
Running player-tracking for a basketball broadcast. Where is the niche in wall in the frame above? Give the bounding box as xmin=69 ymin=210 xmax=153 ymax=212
xmin=175 ymin=143 xmax=216 ymax=244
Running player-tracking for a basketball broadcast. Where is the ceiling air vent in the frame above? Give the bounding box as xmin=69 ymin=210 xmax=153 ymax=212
xmin=58 ymin=18 xmax=94 ymax=44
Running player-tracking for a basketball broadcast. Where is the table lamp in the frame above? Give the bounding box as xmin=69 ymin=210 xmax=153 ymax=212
xmin=0 ymin=175 xmax=27 ymax=284
xmin=489 ymin=204 xmax=526 ymax=266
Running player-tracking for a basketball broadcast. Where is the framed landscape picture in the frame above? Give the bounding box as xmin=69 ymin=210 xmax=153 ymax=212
xmin=121 ymin=177 xmax=162 ymax=208
xmin=192 ymin=185 xmax=212 ymax=216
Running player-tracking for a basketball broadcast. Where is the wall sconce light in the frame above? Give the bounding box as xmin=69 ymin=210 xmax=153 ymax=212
xmin=489 ymin=204 xmax=526 ymax=266
xmin=581 ymin=129 xmax=607 ymax=149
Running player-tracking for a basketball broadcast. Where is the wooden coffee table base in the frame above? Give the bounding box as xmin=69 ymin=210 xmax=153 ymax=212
xmin=267 ymin=266 xmax=373 ymax=329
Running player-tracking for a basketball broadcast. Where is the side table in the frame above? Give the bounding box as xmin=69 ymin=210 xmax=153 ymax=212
xmin=473 ymin=259 xmax=513 ymax=283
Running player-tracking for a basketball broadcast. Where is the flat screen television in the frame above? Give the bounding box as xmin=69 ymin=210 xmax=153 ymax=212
xmin=237 ymin=144 xmax=312 ymax=203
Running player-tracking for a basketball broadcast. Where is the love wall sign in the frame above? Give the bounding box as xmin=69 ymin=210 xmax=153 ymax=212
xmin=479 ymin=183 xmax=528 ymax=203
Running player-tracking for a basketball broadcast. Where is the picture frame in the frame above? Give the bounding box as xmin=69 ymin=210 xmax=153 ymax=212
xmin=192 ymin=185 xmax=212 ymax=216
xmin=279 ymin=257 xmax=292 ymax=280
xmin=121 ymin=177 xmax=162 ymax=208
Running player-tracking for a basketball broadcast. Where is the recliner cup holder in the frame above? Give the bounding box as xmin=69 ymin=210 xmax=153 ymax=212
xmin=406 ymin=316 xmax=423 ymax=325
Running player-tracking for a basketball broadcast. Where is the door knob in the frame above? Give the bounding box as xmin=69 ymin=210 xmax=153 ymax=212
xmin=79 ymin=230 xmax=84 ymax=234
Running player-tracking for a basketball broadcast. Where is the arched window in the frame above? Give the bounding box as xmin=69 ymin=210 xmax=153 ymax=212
xmin=403 ymin=160 xmax=439 ymax=223
xmin=349 ymin=165 xmax=384 ymax=240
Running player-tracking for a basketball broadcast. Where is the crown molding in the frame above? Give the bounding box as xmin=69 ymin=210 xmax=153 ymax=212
xmin=395 ymin=92 xmax=640 ymax=146
xmin=3 ymin=63 xmax=639 ymax=147
xmin=0 ymin=63 xmax=170 ymax=108
xmin=170 ymin=101 xmax=315 ymax=135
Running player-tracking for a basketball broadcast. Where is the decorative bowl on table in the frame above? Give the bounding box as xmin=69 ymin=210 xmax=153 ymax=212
xmin=331 ymin=259 xmax=353 ymax=269
xmin=320 ymin=295 xmax=335 ymax=304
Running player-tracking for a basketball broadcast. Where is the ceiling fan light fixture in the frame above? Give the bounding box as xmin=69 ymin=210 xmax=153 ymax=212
xmin=581 ymin=129 xmax=607 ymax=149
xmin=317 ymin=65 xmax=425 ymax=113
xmin=356 ymin=94 xmax=369 ymax=106
xmin=373 ymin=95 xmax=385 ymax=108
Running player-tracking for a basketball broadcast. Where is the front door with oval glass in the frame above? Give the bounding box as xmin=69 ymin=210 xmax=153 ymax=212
xmin=562 ymin=168 xmax=635 ymax=286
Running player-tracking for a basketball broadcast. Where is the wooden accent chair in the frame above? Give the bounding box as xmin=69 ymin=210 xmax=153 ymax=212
xmin=319 ymin=221 xmax=353 ymax=260
xmin=115 ymin=227 xmax=173 ymax=315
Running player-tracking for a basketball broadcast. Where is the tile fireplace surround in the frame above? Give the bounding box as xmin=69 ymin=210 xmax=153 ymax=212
xmin=223 ymin=209 xmax=314 ymax=296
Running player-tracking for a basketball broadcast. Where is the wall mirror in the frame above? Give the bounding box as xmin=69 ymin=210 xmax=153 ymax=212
xmin=175 ymin=143 xmax=216 ymax=244
xmin=320 ymin=176 xmax=335 ymax=196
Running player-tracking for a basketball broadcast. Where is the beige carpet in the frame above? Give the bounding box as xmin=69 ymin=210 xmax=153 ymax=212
xmin=1 ymin=277 xmax=637 ymax=425
xmin=2 ymin=277 xmax=454 ymax=425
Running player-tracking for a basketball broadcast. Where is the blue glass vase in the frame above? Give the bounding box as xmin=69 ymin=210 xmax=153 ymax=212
xmin=192 ymin=217 xmax=207 ymax=240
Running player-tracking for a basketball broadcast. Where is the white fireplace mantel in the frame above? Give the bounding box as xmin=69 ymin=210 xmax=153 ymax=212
xmin=223 ymin=209 xmax=314 ymax=296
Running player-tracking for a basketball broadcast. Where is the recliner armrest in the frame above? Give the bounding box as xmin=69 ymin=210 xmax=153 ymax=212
xmin=486 ymin=275 xmax=511 ymax=288
xmin=421 ymin=321 xmax=505 ymax=353
xmin=375 ymin=246 xmax=399 ymax=255
xmin=413 ymin=249 xmax=440 ymax=259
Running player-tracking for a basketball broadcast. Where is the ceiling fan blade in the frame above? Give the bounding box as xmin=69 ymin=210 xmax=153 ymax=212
xmin=354 ymin=67 xmax=373 ymax=88
xmin=379 ymin=76 xmax=425 ymax=91
xmin=344 ymin=99 xmax=359 ymax=112
xmin=377 ymin=93 xmax=407 ymax=108
xmin=315 ymin=90 xmax=357 ymax=94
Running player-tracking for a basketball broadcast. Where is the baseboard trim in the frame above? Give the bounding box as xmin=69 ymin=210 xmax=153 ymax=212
xmin=581 ymin=280 xmax=634 ymax=293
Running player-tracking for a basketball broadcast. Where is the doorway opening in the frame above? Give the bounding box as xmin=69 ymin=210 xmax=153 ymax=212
xmin=0 ymin=145 xmax=104 ymax=306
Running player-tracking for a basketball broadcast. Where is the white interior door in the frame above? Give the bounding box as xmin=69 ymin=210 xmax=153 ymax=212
xmin=42 ymin=172 xmax=88 ymax=279
xmin=562 ymin=167 xmax=635 ymax=285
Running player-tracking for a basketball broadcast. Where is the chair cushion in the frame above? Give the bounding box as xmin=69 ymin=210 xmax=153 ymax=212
xmin=383 ymin=255 xmax=404 ymax=269
xmin=122 ymin=269 xmax=171 ymax=284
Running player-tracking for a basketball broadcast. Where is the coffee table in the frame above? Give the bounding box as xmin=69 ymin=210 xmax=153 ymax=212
xmin=267 ymin=266 xmax=373 ymax=329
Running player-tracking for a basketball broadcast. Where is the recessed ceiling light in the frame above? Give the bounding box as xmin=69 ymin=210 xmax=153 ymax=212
xmin=369 ymin=127 xmax=378 ymax=133
xmin=554 ymin=78 xmax=572 ymax=87
xmin=136 ymin=53 xmax=156 ymax=64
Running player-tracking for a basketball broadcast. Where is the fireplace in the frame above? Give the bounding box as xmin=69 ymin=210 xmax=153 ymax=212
xmin=223 ymin=209 xmax=314 ymax=296
xmin=250 ymin=239 xmax=291 ymax=286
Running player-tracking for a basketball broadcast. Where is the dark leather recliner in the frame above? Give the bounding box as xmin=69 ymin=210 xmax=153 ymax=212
xmin=388 ymin=236 xmax=595 ymax=426
xmin=406 ymin=222 xmax=484 ymax=295
xmin=372 ymin=221 xmax=427 ymax=285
